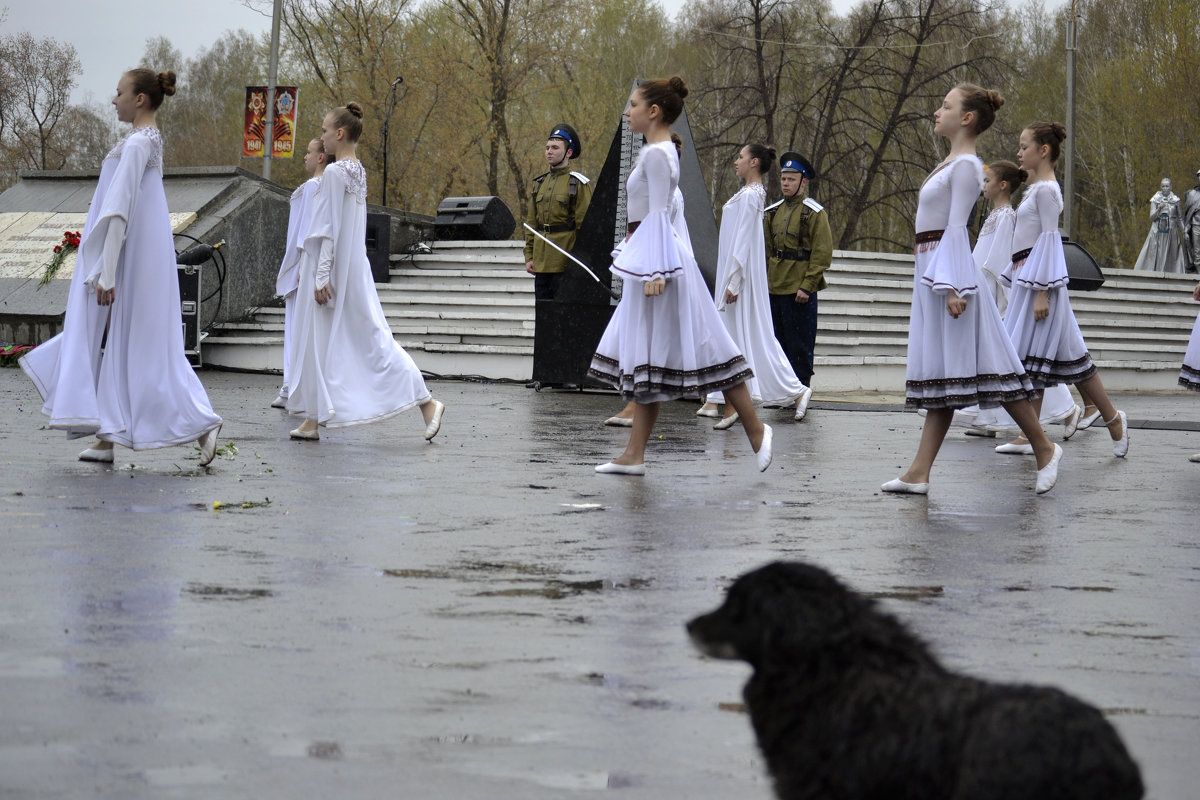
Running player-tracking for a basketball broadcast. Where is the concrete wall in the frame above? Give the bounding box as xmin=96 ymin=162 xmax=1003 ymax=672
xmin=0 ymin=166 xmax=435 ymax=344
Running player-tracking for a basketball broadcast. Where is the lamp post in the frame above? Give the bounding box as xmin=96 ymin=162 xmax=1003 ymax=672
xmin=1063 ymin=0 xmax=1078 ymax=238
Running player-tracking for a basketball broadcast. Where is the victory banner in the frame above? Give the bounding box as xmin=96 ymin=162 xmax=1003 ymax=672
xmin=243 ymin=86 xmax=299 ymax=159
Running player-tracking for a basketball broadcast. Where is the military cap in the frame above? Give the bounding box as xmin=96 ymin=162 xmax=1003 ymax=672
xmin=549 ymin=123 xmax=582 ymax=159
xmin=779 ymin=151 xmax=815 ymax=180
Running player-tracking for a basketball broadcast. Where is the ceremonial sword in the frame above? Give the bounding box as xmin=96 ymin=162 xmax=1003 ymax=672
xmin=522 ymin=223 xmax=621 ymax=301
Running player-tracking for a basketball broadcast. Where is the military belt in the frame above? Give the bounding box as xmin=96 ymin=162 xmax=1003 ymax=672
xmin=538 ymin=222 xmax=575 ymax=234
xmin=1011 ymin=247 xmax=1032 ymax=266
xmin=772 ymin=248 xmax=811 ymax=261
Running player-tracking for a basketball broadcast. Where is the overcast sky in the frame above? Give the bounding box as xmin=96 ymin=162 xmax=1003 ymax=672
xmin=3 ymin=0 xmax=1064 ymax=110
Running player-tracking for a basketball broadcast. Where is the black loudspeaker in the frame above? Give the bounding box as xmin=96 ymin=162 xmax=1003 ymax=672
xmin=362 ymin=214 xmax=391 ymax=286
xmin=1061 ymin=237 xmax=1104 ymax=291
xmin=434 ymin=196 xmax=515 ymax=241
xmin=366 ymin=213 xmax=392 ymax=284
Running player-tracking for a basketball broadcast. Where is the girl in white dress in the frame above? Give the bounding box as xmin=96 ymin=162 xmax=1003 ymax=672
xmin=882 ymin=85 xmax=1061 ymax=495
xmin=1181 ymin=280 xmax=1200 ymax=461
xmin=21 ymin=69 xmax=223 ymax=465
xmin=968 ymin=160 xmax=1081 ymax=444
xmin=709 ymin=143 xmax=810 ymax=429
xmin=271 ymin=137 xmax=331 ymax=409
xmin=1004 ymin=121 xmax=1127 ymax=458
xmin=286 ymin=103 xmax=445 ymax=441
xmin=588 ymin=76 xmax=772 ymax=474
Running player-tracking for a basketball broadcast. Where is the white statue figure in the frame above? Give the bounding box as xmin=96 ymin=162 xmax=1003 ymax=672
xmin=1184 ymin=169 xmax=1200 ymax=272
xmin=1133 ymin=177 xmax=1189 ymax=273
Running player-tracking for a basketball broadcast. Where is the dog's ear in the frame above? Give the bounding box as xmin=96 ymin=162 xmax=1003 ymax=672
xmin=735 ymin=562 xmax=867 ymax=665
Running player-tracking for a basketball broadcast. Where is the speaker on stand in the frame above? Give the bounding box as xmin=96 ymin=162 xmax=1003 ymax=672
xmin=434 ymin=196 xmax=515 ymax=240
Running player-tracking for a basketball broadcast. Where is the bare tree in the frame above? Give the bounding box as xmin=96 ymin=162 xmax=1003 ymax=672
xmin=1 ymin=32 xmax=82 ymax=171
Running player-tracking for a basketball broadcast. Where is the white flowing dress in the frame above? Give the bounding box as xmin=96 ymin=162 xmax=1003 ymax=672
xmin=275 ymin=176 xmax=320 ymax=400
xmin=967 ymin=205 xmax=1076 ymax=431
xmin=286 ymin=159 xmax=431 ymax=426
xmin=1001 ymin=180 xmax=1095 ymax=388
xmin=588 ymin=141 xmax=752 ymax=402
xmin=708 ymin=184 xmax=806 ymax=406
xmin=1180 ymin=309 xmax=1200 ymax=392
xmin=905 ymin=155 xmax=1034 ymax=410
xmin=21 ymin=127 xmax=222 ymax=448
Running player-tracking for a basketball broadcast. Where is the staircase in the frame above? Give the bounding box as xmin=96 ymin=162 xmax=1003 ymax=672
xmin=203 ymin=240 xmax=1199 ymax=392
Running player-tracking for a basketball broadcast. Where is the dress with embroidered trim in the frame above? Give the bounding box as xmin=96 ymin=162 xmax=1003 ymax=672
xmin=285 ymin=159 xmax=431 ymax=426
xmin=274 ymin=176 xmax=321 ymax=400
xmin=1180 ymin=307 xmax=1200 ymax=391
xmin=905 ymin=155 xmax=1034 ymax=410
xmin=1002 ymin=180 xmax=1095 ymax=388
xmin=707 ymin=183 xmax=806 ymax=406
xmin=968 ymin=203 xmax=1076 ymax=430
xmin=20 ymin=127 xmax=222 ymax=449
xmin=588 ymin=141 xmax=752 ymax=402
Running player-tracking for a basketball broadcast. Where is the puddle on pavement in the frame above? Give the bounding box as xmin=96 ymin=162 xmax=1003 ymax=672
xmin=184 ymin=583 xmax=274 ymax=601
xmin=868 ymin=585 xmax=944 ymax=601
xmin=67 ymin=503 xmax=210 ymax=513
xmin=306 ymin=741 xmax=343 ymax=760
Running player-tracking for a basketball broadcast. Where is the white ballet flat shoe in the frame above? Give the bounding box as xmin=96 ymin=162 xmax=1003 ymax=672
xmin=696 ymin=403 xmax=721 ymax=418
xmin=595 ymin=461 xmax=646 ymax=476
xmin=714 ymin=412 xmax=740 ymax=431
xmin=270 ymin=395 xmax=287 ymax=409
xmin=794 ymin=386 xmax=813 ymax=421
xmin=290 ymin=426 xmax=319 ymax=441
xmin=1106 ymin=410 xmax=1128 ymax=458
xmin=755 ymin=424 xmax=773 ymax=472
xmin=1062 ymin=404 xmax=1083 ymax=440
xmin=604 ymin=415 xmax=634 ymax=427
xmin=78 ymin=447 xmax=114 ymax=463
xmin=1189 ymin=453 xmax=1200 ymax=463
xmin=881 ymin=477 xmax=929 ymax=495
xmin=423 ymin=400 xmax=445 ymax=441
xmin=1035 ymin=444 xmax=1063 ymax=494
xmin=964 ymin=426 xmax=996 ymax=437
xmin=995 ymin=442 xmax=1035 ymax=455
xmin=1077 ymin=407 xmax=1102 ymax=430
xmin=198 ymin=424 xmax=222 ymax=466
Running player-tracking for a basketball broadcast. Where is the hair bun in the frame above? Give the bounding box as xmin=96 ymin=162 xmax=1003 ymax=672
xmin=1017 ymin=167 xmax=1029 ymax=183
xmin=1052 ymin=122 xmax=1067 ymax=142
xmin=345 ymin=101 xmax=364 ymax=119
xmin=668 ymin=75 xmax=689 ymax=100
xmin=986 ymin=89 xmax=1004 ymax=111
xmin=158 ymin=70 xmax=177 ymax=97
xmin=765 ymin=145 xmax=777 ymax=163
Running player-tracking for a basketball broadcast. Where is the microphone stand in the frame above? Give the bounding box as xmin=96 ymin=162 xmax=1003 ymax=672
xmin=377 ymin=76 xmax=403 ymax=207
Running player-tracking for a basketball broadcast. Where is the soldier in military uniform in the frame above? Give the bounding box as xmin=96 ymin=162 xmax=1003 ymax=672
xmin=524 ymin=123 xmax=593 ymax=300
xmin=764 ymin=151 xmax=833 ymax=389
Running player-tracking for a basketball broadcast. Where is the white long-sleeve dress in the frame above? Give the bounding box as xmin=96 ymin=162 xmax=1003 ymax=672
xmin=20 ymin=127 xmax=222 ymax=448
xmin=905 ymin=155 xmax=1034 ymax=409
xmin=285 ymin=159 xmax=431 ymax=426
xmin=1002 ymin=180 xmax=1095 ymax=388
xmin=968 ymin=204 xmax=1076 ymax=430
xmin=275 ymin=176 xmax=320 ymax=400
xmin=707 ymin=183 xmax=806 ymax=406
xmin=1180 ymin=310 xmax=1200 ymax=392
xmin=588 ymin=141 xmax=751 ymax=402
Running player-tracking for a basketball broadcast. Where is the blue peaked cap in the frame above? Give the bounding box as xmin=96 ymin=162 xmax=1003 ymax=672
xmin=779 ymin=151 xmax=815 ymax=179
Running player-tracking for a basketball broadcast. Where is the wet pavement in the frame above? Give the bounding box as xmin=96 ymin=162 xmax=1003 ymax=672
xmin=1 ymin=367 xmax=1197 ymax=799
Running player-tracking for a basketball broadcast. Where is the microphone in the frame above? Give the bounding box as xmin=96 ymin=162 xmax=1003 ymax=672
xmin=391 ymin=75 xmax=404 ymax=86
xmin=176 ymin=240 xmax=225 ymax=266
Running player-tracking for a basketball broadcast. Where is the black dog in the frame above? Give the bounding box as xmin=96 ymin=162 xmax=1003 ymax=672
xmin=687 ymin=562 xmax=1143 ymax=800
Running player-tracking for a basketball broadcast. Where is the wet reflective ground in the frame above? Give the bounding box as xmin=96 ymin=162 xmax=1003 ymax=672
xmin=1 ymin=370 xmax=1197 ymax=798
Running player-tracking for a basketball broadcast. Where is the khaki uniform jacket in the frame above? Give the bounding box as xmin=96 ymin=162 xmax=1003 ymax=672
xmin=523 ymin=167 xmax=592 ymax=274
xmin=764 ymin=195 xmax=833 ymax=295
